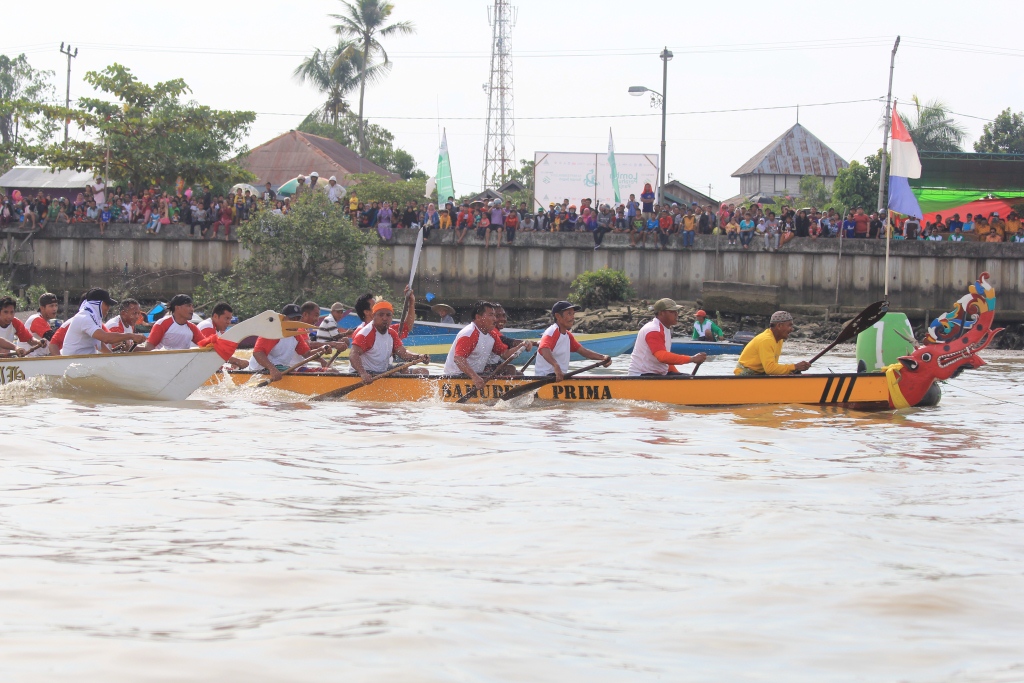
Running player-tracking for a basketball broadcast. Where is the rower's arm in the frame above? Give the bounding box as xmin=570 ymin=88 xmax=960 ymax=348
xmin=577 ymin=347 xmax=611 ymax=363
xmin=394 ymin=346 xmax=429 ymax=364
xmin=0 ymin=337 xmax=18 ymax=352
xmin=453 ymin=355 xmax=483 ymax=385
xmin=349 ymin=344 xmax=372 ymax=382
xmin=758 ymin=341 xmax=795 ymax=375
xmin=400 ymin=287 xmax=416 ymax=336
xmin=93 ymin=329 xmax=146 ymax=346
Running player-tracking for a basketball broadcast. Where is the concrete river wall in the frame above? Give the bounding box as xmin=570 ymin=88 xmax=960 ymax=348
xmin=10 ymin=223 xmax=1023 ymax=316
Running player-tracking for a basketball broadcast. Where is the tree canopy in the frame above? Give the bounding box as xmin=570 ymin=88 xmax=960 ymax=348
xmin=0 ymin=54 xmax=58 ymax=172
xmin=831 ymin=161 xmax=876 ymax=213
xmin=344 ymin=172 xmax=429 ymax=207
xmin=196 ymin=191 xmax=386 ymax=317
xmin=331 ymin=0 xmax=415 ymax=155
xmin=974 ymin=108 xmax=1024 ymax=154
xmin=293 ymin=41 xmax=389 ymax=127
xmin=44 ymin=64 xmax=256 ymax=190
xmin=898 ymin=96 xmax=966 ymax=152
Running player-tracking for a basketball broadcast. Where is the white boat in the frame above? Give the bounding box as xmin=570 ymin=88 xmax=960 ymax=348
xmin=0 ymin=311 xmax=311 ymax=401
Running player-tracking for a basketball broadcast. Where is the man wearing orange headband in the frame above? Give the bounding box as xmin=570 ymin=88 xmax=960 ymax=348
xmin=353 ymin=285 xmax=417 ymax=338
xmin=349 ymin=300 xmax=429 ymax=381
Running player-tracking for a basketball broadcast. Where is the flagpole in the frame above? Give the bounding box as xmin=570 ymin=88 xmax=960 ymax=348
xmin=877 ymin=36 xmax=900 ymax=213
xmin=884 ymin=208 xmax=892 ymax=298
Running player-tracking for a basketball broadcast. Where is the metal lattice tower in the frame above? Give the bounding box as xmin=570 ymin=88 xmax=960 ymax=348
xmin=481 ymin=0 xmax=516 ymax=190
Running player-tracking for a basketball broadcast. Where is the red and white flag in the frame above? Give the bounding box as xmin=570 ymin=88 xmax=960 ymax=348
xmin=889 ymin=102 xmax=922 ymax=179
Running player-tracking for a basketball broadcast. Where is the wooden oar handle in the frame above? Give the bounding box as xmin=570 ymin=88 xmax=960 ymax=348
xmin=255 ymin=347 xmax=328 ymax=387
xmin=310 ymin=357 xmax=426 ymax=401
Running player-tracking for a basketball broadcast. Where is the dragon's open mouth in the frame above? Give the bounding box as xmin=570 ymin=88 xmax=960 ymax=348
xmin=938 ymin=333 xmax=989 ymax=369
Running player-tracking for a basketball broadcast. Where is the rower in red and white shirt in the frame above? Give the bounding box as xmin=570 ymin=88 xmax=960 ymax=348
xmin=104 ymin=298 xmax=141 ymax=334
xmin=628 ymin=298 xmax=707 ymax=376
xmin=21 ymin=292 xmax=60 ymax=356
xmin=247 ymin=303 xmax=311 ymax=381
xmin=0 ymin=295 xmax=40 ymax=357
xmin=352 ymin=286 xmax=416 ymax=338
xmin=197 ymin=302 xmax=235 ymax=339
xmin=139 ymin=294 xmax=204 ymax=351
xmin=534 ymin=300 xmax=611 ymax=379
xmin=443 ymin=301 xmax=518 ymax=393
xmin=48 ymin=319 xmax=73 ymax=355
xmin=349 ymin=300 xmax=428 ymax=381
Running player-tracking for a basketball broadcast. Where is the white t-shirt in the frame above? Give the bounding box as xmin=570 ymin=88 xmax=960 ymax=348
xmin=534 ymin=323 xmax=582 ymax=376
xmin=62 ymin=311 xmax=103 ymax=356
xmin=350 ymin=323 xmax=402 ymax=374
xmin=91 ymin=181 xmax=106 ymax=208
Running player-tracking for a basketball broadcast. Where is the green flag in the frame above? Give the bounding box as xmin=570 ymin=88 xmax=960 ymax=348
xmin=436 ymin=129 xmax=455 ymax=206
xmin=608 ymin=128 xmax=621 ymax=204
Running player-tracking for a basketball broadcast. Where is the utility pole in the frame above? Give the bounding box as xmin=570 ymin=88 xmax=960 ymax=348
xmin=659 ymin=47 xmax=671 ymax=206
xmin=877 ymin=36 xmax=900 ymax=213
xmin=59 ymin=42 xmax=78 ymax=146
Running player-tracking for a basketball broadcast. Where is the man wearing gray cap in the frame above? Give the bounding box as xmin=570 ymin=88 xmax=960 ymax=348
xmin=628 ymin=298 xmax=707 ymax=376
xmin=734 ymin=310 xmax=810 ymax=375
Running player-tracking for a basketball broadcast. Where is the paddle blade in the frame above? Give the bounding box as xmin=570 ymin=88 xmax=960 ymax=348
xmin=833 ymin=300 xmax=889 ymax=345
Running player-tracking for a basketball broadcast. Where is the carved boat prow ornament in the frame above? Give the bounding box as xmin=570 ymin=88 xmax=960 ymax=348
xmin=884 ymin=272 xmax=1001 ymax=408
xmin=0 ymin=311 xmax=313 ymax=401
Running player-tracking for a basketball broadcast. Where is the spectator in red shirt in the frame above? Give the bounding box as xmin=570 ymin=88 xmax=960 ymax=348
xmin=854 ymin=208 xmax=871 ymax=238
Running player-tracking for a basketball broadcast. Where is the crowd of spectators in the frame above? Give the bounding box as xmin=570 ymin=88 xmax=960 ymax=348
xmin=349 ymin=187 xmax=1023 ymax=250
xmin=4 ymin=174 xmax=1020 ymax=249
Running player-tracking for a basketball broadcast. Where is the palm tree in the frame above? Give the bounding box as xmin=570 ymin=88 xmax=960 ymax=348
xmin=899 ymin=96 xmax=967 ymax=152
xmin=331 ymin=0 xmax=415 ymax=155
xmin=294 ymin=41 xmax=390 ymax=126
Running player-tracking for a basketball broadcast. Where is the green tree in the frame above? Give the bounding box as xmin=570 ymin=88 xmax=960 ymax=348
xmin=974 ymin=108 xmax=1024 ymax=154
xmin=298 ymin=115 xmax=422 ymax=179
xmin=345 ymin=172 xmax=427 ymax=207
xmin=43 ymin=64 xmax=255 ymax=190
xmin=196 ymin=191 xmax=385 ymax=317
xmin=293 ymin=41 xmax=389 ymax=126
xmin=568 ymin=268 xmax=634 ymax=308
xmin=899 ymin=95 xmax=966 ymax=152
xmin=0 ymin=54 xmax=58 ymax=172
xmin=831 ymin=161 xmax=875 ymax=213
xmin=798 ymin=175 xmax=831 ymax=207
xmin=331 ymin=0 xmax=415 ymax=155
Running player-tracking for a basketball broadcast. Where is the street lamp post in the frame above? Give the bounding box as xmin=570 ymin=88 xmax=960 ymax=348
xmin=629 ymin=47 xmax=673 ymax=205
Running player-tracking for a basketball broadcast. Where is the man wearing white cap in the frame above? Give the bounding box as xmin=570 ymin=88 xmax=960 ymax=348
xmin=294 ymin=175 xmax=308 ymax=197
xmin=734 ymin=311 xmax=810 ymax=375
xmin=326 ymin=175 xmax=344 ymax=204
xmin=308 ymin=171 xmax=320 ymax=191
xmin=628 ymin=299 xmax=706 ymax=376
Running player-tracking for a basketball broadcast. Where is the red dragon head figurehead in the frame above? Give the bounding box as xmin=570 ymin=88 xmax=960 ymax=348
xmin=889 ymin=272 xmax=1002 ymax=408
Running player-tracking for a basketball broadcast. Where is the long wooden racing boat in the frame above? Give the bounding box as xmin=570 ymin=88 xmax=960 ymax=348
xmin=0 ymin=311 xmax=312 ymax=400
xmin=218 ymin=369 xmax=900 ymax=409
xmin=218 ymin=273 xmax=1003 ymax=410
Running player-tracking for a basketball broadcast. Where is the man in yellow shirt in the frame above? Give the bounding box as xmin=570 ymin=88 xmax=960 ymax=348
xmin=734 ymin=310 xmax=811 ymax=375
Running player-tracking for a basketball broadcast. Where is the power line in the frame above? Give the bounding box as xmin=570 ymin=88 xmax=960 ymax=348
xmin=252 ymin=97 xmax=885 ymax=121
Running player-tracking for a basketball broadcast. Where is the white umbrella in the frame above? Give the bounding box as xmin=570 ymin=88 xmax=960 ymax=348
xmin=230 ymin=183 xmax=261 ymax=196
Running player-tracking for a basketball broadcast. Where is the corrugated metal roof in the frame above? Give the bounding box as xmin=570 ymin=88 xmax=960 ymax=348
xmin=239 ymin=131 xmax=400 ymax=186
xmin=731 ymin=124 xmax=848 ymax=178
xmin=0 ymin=166 xmax=97 ymax=190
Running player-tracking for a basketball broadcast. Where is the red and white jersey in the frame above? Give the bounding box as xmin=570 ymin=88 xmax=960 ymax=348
xmin=147 ymin=316 xmax=203 ymax=350
xmin=1 ymin=317 xmax=33 ymax=347
xmin=534 ymin=323 xmax=582 ymax=376
xmin=351 ymin=323 xmax=403 ymax=373
xmin=49 ymin=319 xmax=72 ymax=352
xmin=196 ymin=318 xmax=219 ymax=338
xmin=22 ymin=313 xmax=51 ymax=356
xmin=246 ymin=335 xmax=311 ymax=370
xmin=628 ymin=318 xmax=674 ymax=376
xmin=443 ymin=322 xmax=508 ymax=375
xmin=104 ymin=315 xmax=134 ymax=335
xmin=61 ymin=311 xmax=103 ymax=356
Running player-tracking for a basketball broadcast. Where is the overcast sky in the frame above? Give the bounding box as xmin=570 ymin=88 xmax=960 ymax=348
xmin=8 ymin=0 xmax=1022 ymax=200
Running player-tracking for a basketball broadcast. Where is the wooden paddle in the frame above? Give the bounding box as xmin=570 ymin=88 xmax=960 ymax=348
xmin=255 ymin=347 xmax=328 ymax=387
xmin=496 ymin=358 xmax=608 ymax=403
xmin=455 ymin=343 xmax=527 ymax=404
xmin=310 ymin=358 xmax=426 ymax=401
xmin=807 ymin=300 xmax=889 ymax=366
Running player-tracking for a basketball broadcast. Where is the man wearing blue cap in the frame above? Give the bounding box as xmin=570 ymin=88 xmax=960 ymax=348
xmin=534 ymin=301 xmax=612 ymax=380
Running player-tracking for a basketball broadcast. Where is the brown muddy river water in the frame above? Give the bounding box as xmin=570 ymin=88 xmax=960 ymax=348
xmin=1 ymin=345 xmax=1022 ymax=682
